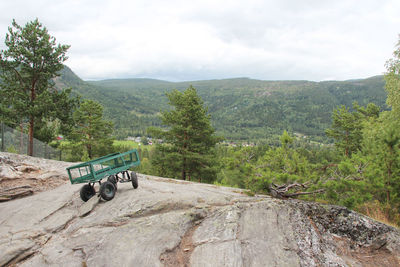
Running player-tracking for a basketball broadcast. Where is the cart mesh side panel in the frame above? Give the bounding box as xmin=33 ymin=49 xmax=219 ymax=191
xmin=122 ymin=151 xmax=139 ymax=165
xmin=93 ymin=157 xmax=125 ymax=176
xmin=69 ymin=164 xmax=93 ymax=182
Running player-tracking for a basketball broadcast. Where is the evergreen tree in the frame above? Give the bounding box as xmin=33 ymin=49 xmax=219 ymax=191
xmin=355 ymin=111 xmax=400 ymax=225
xmin=216 ymin=145 xmax=259 ymax=189
xmin=374 ymin=35 xmax=400 ymax=205
xmin=241 ymin=131 xmax=315 ymax=195
xmin=0 ymin=19 xmax=72 ymax=155
xmin=326 ymin=105 xmax=362 ymax=157
xmin=149 ymin=86 xmax=220 ymax=182
xmin=326 ymin=102 xmax=379 ymax=157
xmin=361 ymin=37 xmax=400 ymax=206
xmin=385 ymin=36 xmax=400 ymax=115
xmin=69 ymin=100 xmax=113 ymax=160
xmin=280 ymin=130 xmax=293 ymax=150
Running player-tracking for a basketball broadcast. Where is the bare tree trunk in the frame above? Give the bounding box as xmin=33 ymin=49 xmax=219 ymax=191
xmin=182 ymin=131 xmax=188 ymax=180
xmin=28 ymin=117 xmax=34 ymax=156
xmin=28 ymin=81 xmax=36 ymax=157
xmin=386 ymin=148 xmax=393 ymax=203
xmin=87 ymin=133 xmax=92 ymax=159
xmin=182 ymin=156 xmax=186 ymax=180
xmin=20 ymin=123 xmax=24 ymax=154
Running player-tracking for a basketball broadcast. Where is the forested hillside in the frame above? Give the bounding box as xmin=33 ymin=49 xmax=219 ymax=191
xmin=57 ymin=66 xmax=387 ymax=142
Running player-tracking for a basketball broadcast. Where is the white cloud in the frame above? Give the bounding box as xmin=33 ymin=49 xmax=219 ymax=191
xmin=1 ymin=0 xmax=400 ymax=81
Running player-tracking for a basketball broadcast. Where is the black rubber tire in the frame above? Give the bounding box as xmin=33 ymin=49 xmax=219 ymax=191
xmin=131 ymin=171 xmax=138 ymax=189
xmin=80 ymin=184 xmax=95 ymax=202
xmin=107 ymin=175 xmax=118 ymax=190
xmin=100 ymin=181 xmax=116 ymax=201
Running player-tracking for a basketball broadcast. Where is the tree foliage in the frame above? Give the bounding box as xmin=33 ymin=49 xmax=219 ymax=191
xmin=385 ymin=36 xmax=400 ymax=115
xmin=326 ymin=102 xmax=379 ymax=157
xmin=149 ymin=86 xmax=220 ymax=182
xmin=0 ymin=19 xmax=74 ymax=155
xmin=66 ymin=99 xmax=113 ymax=160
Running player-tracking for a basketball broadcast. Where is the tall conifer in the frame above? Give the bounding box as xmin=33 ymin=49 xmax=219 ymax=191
xmin=0 ymin=19 xmax=72 ymax=155
xmin=150 ymin=86 xmax=220 ymax=182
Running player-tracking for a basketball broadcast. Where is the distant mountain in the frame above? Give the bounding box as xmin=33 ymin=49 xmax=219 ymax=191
xmin=57 ymin=66 xmax=387 ymax=142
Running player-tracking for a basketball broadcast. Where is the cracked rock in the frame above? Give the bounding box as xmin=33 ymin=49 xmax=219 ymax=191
xmin=0 ymin=152 xmax=400 ymax=267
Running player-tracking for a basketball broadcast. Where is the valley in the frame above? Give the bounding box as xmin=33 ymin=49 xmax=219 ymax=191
xmin=57 ymin=66 xmax=387 ymax=143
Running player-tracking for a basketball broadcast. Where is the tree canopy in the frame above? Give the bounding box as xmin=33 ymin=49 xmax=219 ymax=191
xmin=385 ymin=36 xmax=400 ymax=115
xmin=68 ymin=99 xmax=114 ymax=160
xmin=325 ymin=102 xmax=379 ymax=157
xmin=149 ymin=86 xmax=220 ymax=182
xmin=0 ymin=19 xmax=74 ymax=155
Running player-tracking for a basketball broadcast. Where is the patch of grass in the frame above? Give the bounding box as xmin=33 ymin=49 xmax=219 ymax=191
xmin=357 ymin=201 xmax=399 ymax=229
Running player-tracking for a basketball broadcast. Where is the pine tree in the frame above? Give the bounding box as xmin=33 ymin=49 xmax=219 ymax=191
xmin=70 ymin=100 xmax=113 ymax=159
xmin=326 ymin=102 xmax=379 ymax=157
xmin=385 ymin=36 xmax=400 ymax=115
xmin=326 ymin=105 xmax=362 ymax=157
xmin=364 ymin=36 xmax=400 ymax=204
xmin=0 ymin=19 xmax=72 ymax=155
xmin=149 ymin=86 xmax=220 ymax=182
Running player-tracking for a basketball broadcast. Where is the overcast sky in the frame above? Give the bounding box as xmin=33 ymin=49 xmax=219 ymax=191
xmin=0 ymin=0 xmax=399 ymax=81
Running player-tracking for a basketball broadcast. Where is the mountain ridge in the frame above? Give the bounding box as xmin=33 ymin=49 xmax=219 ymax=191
xmin=58 ymin=66 xmax=387 ymax=141
xmin=84 ymin=71 xmax=383 ymax=84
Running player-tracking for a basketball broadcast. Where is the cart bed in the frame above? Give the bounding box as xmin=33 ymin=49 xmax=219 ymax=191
xmin=66 ymin=149 xmax=140 ymax=184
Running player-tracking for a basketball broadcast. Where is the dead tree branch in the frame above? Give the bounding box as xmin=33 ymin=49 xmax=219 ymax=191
xmin=269 ymin=182 xmax=324 ymax=199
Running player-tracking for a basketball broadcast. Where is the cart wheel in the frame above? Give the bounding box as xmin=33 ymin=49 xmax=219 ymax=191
xmin=100 ymin=181 xmax=116 ymax=201
xmin=80 ymin=184 xmax=95 ymax=202
xmin=107 ymin=175 xmax=118 ymax=190
xmin=131 ymin=171 xmax=138 ymax=189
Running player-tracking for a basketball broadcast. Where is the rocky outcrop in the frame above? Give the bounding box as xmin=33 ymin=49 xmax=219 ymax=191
xmin=0 ymin=153 xmax=73 ymax=202
xmin=0 ymin=152 xmax=399 ymax=266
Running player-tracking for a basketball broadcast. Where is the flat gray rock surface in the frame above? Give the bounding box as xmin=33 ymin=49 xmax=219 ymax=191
xmin=0 ymin=152 xmax=399 ymax=267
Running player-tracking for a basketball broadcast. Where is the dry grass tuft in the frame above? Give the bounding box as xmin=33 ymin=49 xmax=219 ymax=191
xmin=357 ymin=200 xmax=399 ymax=229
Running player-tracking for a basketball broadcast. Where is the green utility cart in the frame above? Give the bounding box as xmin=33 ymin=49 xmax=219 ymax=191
xmin=66 ymin=149 xmax=140 ymax=202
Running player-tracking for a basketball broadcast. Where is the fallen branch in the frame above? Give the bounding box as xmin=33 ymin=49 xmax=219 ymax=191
xmin=269 ymin=182 xmax=324 ymax=199
xmin=284 ymin=189 xmax=325 ymax=198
